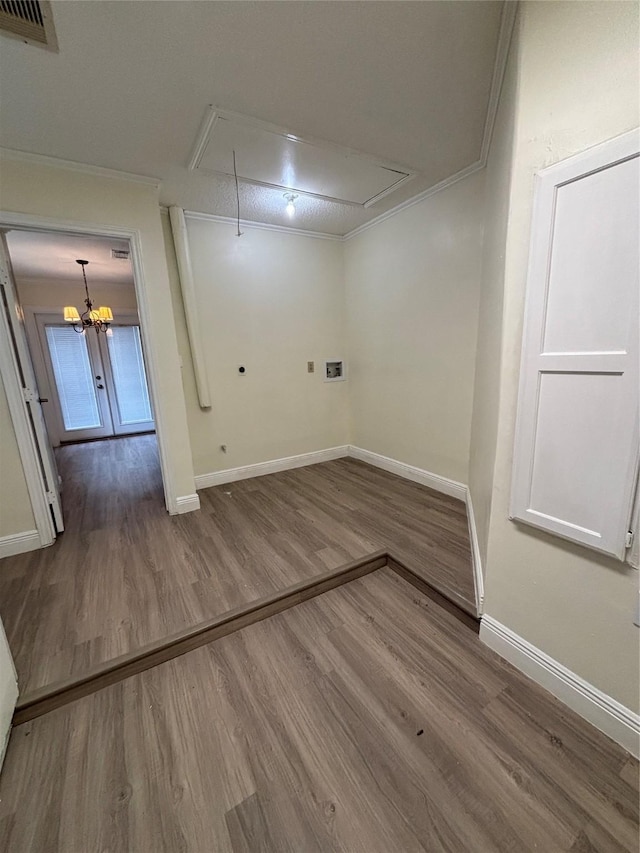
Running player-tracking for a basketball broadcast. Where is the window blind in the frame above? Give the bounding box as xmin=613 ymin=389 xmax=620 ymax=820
xmin=107 ymin=326 xmax=153 ymax=425
xmin=45 ymin=326 xmax=102 ymax=431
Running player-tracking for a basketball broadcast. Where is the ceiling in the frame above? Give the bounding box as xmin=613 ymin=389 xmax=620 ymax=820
xmin=0 ymin=1 xmax=506 ymax=236
xmin=6 ymin=230 xmax=134 ymax=285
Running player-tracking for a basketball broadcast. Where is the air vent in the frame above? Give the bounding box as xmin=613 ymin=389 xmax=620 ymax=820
xmin=0 ymin=0 xmax=58 ymax=51
xmin=111 ymin=249 xmax=130 ymax=260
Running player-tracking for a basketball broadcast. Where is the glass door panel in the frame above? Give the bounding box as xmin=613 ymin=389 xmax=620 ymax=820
xmin=103 ymin=325 xmax=155 ymax=434
xmin=43 ymin=325 xmax=113 ymax=441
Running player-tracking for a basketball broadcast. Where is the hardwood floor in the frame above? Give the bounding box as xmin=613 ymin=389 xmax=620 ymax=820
xmin=0 ymin=436 xmax=474 ymax=698
xmin=1 ymin=569 xmax=636 ymax=852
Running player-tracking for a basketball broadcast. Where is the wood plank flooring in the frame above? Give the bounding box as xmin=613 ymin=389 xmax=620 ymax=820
xmin=1 ymin=569 xmax=636 ymax=852
xmin=0 ymin=436 xmax=474 ymax=698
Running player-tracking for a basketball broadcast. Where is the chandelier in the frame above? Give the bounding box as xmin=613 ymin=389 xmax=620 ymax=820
xmin=63 ymin=259 xmax=113 ymax=334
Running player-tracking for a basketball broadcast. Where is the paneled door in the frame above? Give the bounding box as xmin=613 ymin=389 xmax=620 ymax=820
xmin=34 ymin=313 xmax=155 ymax=444
xmin=510 ymin=130 xmax=639 ymax=559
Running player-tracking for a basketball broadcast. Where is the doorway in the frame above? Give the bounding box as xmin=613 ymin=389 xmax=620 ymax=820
xmin=1 ymin=227 xmax=163 ymax=536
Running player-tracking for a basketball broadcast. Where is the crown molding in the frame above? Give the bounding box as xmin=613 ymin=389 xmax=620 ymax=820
xmin=343 ymin=159 xmax=484 ymax=241
xmin=479 ymin=0 xmax=518 ymax=164
xmin=343 ymin=1 xmax=518 ymax=241
xmin=0 ymin=147 xmax=162 ymax=188
xmin=183 ymin=209 xmax=343 ymax=241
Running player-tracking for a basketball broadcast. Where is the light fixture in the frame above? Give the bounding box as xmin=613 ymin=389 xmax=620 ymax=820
xmin=63 ymin=260 xmax=113 ymax=335
xmin=284 ymin=192 xmax=298 ymax=217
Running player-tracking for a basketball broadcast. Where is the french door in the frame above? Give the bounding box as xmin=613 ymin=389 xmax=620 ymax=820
xmin=35 ymin=314 xmax=154 ymax=444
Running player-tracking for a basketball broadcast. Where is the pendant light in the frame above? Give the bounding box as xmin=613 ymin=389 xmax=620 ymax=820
xmin=63 ymin=260 xmax=113 ymax=334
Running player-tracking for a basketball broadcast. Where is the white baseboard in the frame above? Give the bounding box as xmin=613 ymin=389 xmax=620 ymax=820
xmin=480 ymin=615 xmax=640 ymax=758
xmin=173 ymin=493 xmax=201 ymax=514
xmin=0 ymin=530 xmax=41 ymax=559
xmin=194 ymin=446 xmax=350 ymax=490
xmin=465 ymin=491 xmax=484 ymax=614
xmin=348 ymin=446 xmax=467 ymax=501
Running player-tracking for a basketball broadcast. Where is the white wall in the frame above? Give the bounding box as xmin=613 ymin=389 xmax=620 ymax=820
xmin=481 ymin=1 xmax=640 ymax=711
xmin=0 ymin=156 xmax=197 ymax=521
xmin=344 ymin=172 xmax=485 ymax=484
xmin=163 ymin=214 xmax=349 ymax=476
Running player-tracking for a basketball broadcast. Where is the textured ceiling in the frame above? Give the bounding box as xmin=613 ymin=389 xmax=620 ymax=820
xmin=6 ymin=231 xmax=134 ymax=284
xmin=0 ymin=1 xmax=505 ymax=236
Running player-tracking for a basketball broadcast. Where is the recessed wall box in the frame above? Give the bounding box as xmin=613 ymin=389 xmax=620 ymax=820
xmin=324 ymin=360 xmax=345 ymax=382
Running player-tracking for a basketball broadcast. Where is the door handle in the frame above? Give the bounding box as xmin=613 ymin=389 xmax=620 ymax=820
xmin=96 ymin=384 xmax=104 ymax=389
xmin=38 ymin=397 xmax=48 ymax=403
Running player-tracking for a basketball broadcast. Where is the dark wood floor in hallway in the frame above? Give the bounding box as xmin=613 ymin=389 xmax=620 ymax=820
xmin=0 ymin=435 xmax=475 ymax=697
xmin=0 ymin=569 xmax=636 ymax=852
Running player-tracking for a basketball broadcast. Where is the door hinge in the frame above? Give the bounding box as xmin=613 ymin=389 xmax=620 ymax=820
xmin=45 ymin=490 xmax=56 ymax=505
xmin=21 ymin=387 xmax=37 ymax=403
xmin=625 ymin=530 xmax=634 ymax=549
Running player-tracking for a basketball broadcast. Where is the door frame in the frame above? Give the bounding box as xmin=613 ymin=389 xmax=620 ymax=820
xmin=0 ymin=211 xmax=179 ymax=536
xmin=0 ymin=264 xmax=55 ymax=547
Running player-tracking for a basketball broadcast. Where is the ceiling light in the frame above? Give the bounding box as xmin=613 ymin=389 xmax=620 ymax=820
xmin=63 ymin=260 xmax=113 ymax=335
xmin=284 ymin=193 xmax=298 ymax=218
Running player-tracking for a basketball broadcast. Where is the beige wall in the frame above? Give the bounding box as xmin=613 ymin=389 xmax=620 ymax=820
xmin=0 ymin=375 xmax=35 ymax=538
xmin=468 ymin=29 xmax=518 ymax=571
xmin=0 ymin=156 xmax=196 ymax=518
xmin=163 ymin=214 xmax=349 ymax=476
xmin=344 ymin=172 xmax=485 ymax=484
xmin=482 ymin=1 xmax=640 ymax=710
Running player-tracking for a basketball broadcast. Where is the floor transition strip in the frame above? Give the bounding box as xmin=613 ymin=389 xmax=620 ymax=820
xmin=13 ymin=550 xmax=478 ymax=725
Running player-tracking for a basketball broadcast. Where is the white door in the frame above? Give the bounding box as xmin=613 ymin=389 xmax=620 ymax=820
xmin=34 ymin=314 xmax=155 ymax=442
xmin=0 ymin=616 xmax=18 ymax=770
xmin=0 ymin=235 xmax=64 ymax=533
xmin=101 ymin=322 xmax=155 ymax=435
xmin=35 ymin=314 xmax=114 ymax=443
xmin=510 ymin=130 xmax=639 ymax=559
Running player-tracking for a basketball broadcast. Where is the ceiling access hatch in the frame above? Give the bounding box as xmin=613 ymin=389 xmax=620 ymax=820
xmin=189 ymin=108 xmax=417 ymax=208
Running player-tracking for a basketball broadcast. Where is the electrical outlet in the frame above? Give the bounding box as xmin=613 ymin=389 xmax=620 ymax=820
xmin=307 ymin=361 xmax=315 ymax=373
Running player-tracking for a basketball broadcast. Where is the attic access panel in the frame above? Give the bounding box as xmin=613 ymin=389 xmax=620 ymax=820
xmin=189 ymin=109 xmax=416 ymax=207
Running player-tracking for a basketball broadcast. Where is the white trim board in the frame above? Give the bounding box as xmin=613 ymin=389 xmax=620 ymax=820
xmin=195 ymin=443 xmax=467 ymax=504
xmin=0 ymin=147 xmax=161 ymax=187
xmin=348 ymin=446 xmax=467 ymax=501
xmin=183 ymin=209 xmax=342 ymax=242
xmin=480 ymin=615 xmax=640 ymax=759
xmin=0 ymin=530 xmax=41 ymax=559
xmin=174 ymin=494 xmax=201 ymax=514
xmin=195 ymin=446 xmax=350 ymax=490
xmin=465 ymin=490 xmax=484 ymax=614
